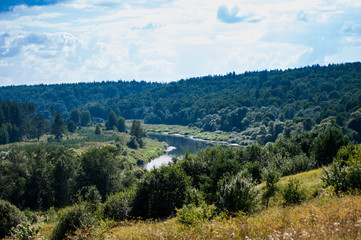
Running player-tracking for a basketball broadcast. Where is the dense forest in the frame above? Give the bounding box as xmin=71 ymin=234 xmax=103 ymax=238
xmin=0 ymin=80 xmax=162 ymax=120
xmin=1 ymin=63 xmax=361 ymax=145
xmin=1 ymin=62 xmax=361 ymax=239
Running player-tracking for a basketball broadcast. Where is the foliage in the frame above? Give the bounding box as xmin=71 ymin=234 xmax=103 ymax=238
xmin=126 ymin=136 xmax=139 ymax=149
xmin=80 ymin=110 xmax=91 ymax=126
xmin=323 ymin=144 xmax=361 ymax=193
xmin=218 ymin=172 xmax=259 ymax=213
xmin=0 ymin=199 xmax=26 ymax=238
xmin=50 ymin=204 xmax=97 ymax=240
xmin=132 ymin=164 xmax=191 ymax=219
xmin=261 ymin=168 xmax=280 ymax=207
xmin=176 ymin=202 xmax=216 ymax=226
xmin=95 ymin=124 xmax=102 ymax=135
xmin=106 ymin=110 xmax=118 ymax=130
xmin=51 ymin=111 xmax=66 ymax=139
xmin=281 ymin=178 xmax=306 ymax=206
xmin=117 ymin=117 xmax=126 ymax=132
xmin=78 ymin=145 xmax=122 ymax=199
xmin=102 ymin=190 xmax=135 ymax=221
xmin=67 ymin=120 xmax=76 ymax=133
xmin=312 ymin=127 xmax=348 ymax=166
xmin=11 ymin=221 xmax=41 ymax=240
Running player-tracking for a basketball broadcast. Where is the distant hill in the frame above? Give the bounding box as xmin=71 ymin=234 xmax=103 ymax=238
xmin=1 ymin=62 xmax=361 ymax=144
xmin=0 ymin=80 xmax=162 ymax=119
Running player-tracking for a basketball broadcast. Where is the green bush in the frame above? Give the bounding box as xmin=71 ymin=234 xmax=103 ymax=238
xmin=102 ymin=190 xmax=134 ymax=221
xmin=312 ymin=127 xmax=348 ymax=166
xmin=281 ymin=154 xmax=317 ymax=176
xmin=0 ymin=199 xmax=26 ymax=238
xmin=176 ymin=202 xmax=216 ymax=226
xmin=132 ymin=165 xmax=191 ymax=219
xmin=261 ymin=168 xmax=280 ymax=207
xmin=50 ymin=204 xmax=97 ymax=240
xmin=11 ymin=221 xmax=41 ymax=240
xmin=323 ymin=145 xmax=361 ymax=193
xmin=281 ymin=178 xmax=306 ymax=206
xmin=218 ymin=172 xmax=259 ymax=213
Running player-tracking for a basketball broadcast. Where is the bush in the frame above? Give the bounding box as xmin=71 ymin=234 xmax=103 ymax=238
xmin=0 ymin=200 xmax=26 ymax=238
xmin=281 ymin=154 xmax=317 ymax=176
xmin=50 ymin=204 xmax=97 ymax=240
xmin=132 ymin=165 xmax=191 ymax=219
xmin=127 ymin=136 xmax=139 ymax=149
xmin=312 ymin=127 xmax=348 ymax=166
xmin=11 ymin=221 xmax=41 ymax=240
xmin=261 ymin=168 xmax=280 ymax=207
xmin=218 ymin=172 xmax=259 ymax=213
xmin=102 ymin=190 xmax=134 ymax=221
xmin=176 ymin=202 xmax=216 ymax=226
xmin=323 ymin=145 xmax=361 ymax=193
xmin=281 ymin=178 xmax=306 ymax=206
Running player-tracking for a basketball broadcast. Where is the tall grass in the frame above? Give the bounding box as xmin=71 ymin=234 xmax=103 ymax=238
xmin=107 ymin=194 xmax=361 ymax=239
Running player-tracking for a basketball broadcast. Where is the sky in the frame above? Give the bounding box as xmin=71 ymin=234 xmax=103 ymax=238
xmin=0 ymin=0 xmax=361 ymax=86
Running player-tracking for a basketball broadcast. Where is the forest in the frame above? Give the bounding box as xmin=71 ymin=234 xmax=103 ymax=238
xmin=1 ymin=62 xmax=361 ymax=145
xmin=0 ymin=62 xmax=361 ymax=239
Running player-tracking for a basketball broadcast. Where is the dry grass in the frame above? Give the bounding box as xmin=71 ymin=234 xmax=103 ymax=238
xmin=105 ymin=194 xmax=361 ymax=240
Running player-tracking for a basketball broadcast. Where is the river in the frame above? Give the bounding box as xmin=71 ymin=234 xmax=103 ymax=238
xmin=145 ymin=133 xmax=214 ymax=170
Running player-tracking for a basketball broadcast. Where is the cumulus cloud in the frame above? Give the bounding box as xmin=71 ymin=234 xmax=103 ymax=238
xmin=0 ymin=0 xmax=360 ymax=86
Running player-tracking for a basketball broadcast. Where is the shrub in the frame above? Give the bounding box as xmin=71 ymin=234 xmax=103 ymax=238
xmin=132 ymin=165 xmax=191 ymax=219
xmin=261 ymin=168 xmax=280 ymax=207
xmin=50 ymin=204 xmax=97 ymax=240
xmin=312 ymin=127 xmax=348 ymax=166
xmin=218 ymin=172 xmax=259 ymax=213
xmin=0 ymin=200 xmax=26 ymax=238
xmin=281 ymin=178 xmax=306 ymax=206
xmin=11 ymin=221 xmax=41 ymax=240
xmin=281 ymin=154 xmax=317 ymax=176
xmin=102 ymin=190 xmax=134 ymax=221
xmin=323 ymin=145 xmax=361 ymax=193
xmin=127 ymin=136 xmax=139 ymax=149
xmin=184 ymin=187 xmax=205 ymax=206
xmin=176 ymin=202 xmax=216 ymax=226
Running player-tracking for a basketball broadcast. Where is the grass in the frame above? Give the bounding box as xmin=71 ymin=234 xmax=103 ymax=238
xmin=0 ymin=126 xmax=166 ymax=164
xmin=144 ymin=124 xmax=239 ymax=144
xmin=92 ymin=194 xmax=361 ymax=240
xmin=37 ymin=167 xmax=361 ymax=240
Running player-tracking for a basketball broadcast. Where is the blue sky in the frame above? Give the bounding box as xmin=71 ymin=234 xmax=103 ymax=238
xmin=0 ymin=0 xmax=361 ymax=86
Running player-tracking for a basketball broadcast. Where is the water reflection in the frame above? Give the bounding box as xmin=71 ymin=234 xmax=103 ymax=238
xmin=145 ymin=134 xmax=214 ymax=170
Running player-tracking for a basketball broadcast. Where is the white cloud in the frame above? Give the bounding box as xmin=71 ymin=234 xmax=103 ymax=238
xmin=0 ymin=0 xmax=360 ymax=86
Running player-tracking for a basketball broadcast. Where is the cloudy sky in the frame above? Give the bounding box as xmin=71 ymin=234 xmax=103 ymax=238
xmin=0 ymin=0 xmax=361 ymax=86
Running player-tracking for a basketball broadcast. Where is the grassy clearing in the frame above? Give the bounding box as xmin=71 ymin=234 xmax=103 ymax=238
xmin=0 ymin=126 xmax=166 ymax=164
xmin=37 ymin=168 xmax=361 ymax=240
xmin=98 ymin=194 xmax=361 ymax=240
xmin=144 ymin=124 xmax=238 ymax=143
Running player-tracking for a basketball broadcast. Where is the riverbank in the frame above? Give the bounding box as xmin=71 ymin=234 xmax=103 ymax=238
xmin=144 ymin=124 xmax=244 ymax=145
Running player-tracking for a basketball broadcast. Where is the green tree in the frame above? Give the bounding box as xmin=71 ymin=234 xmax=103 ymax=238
xmin=51 ymin=112 xmax=66 ymax=139
xmin=31 ymin=114 xmax=47 ymax=140
xmin=0 ymin=200 xmax=26 ymax=238
xmin=312 ymin=127 xmax=348 ymax=166
xmin=347 ymin=108 xmax=361 ymax=140
xmin=78 ymin=145 xmax=121 ymax=198
xmin=106 ymin=110 xmax=118 ymax=130
xmin=67 ymin=120 xmax=76 ymax=133
xmin=132 ymin=165 xmax=190 ymax=219
xmin=95 ymin=124 xmax=102 ymax=135
xmin=130 ymin=120 xmax=144 ymax=139
xmin=69 ymin=109 xmax=81 ymax=125
xmin=218 ymin=172 xmax=259 ymax=213
xmin=80 ymin=110 xmax=91 ymax=126
xmin=117 ymin=117 xmax=126 ymax=132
